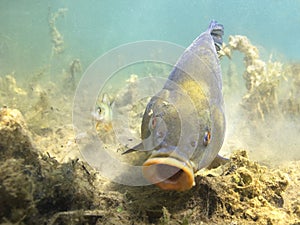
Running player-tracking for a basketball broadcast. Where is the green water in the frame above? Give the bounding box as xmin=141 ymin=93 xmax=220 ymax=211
xmin=0 ymin=0 xmax=299 ymax=77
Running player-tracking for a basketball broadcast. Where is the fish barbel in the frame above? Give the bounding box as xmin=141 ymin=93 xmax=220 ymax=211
xmin=123 ymin=21 xmax=226 ymax=191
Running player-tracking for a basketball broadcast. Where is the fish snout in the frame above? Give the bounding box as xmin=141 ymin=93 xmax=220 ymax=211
xmin=142 ymin=150 xmax=194 ymax=191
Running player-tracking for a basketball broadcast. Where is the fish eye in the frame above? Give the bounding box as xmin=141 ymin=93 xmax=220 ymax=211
xmin=97 ymin=107 xmax=102 ymax=114
xmin=203 ymin=131 xmax=211 ymax=146
xmin=149 ymin=116 xmax=157 ymax=130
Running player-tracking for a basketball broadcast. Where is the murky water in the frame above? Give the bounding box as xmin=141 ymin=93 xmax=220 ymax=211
xmin=1 ymin=0 xmax=299 ymax=162
xmin=1 ymin=1 xmax=300 ymax=224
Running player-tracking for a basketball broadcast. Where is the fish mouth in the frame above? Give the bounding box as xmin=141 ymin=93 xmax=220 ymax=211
xmin=142 ymin=155 xmax=194 ymax=191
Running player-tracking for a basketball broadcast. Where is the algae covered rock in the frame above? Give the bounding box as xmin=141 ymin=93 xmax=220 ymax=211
xmin=0 ymin=158 xmax=37 ymax=223
xmin=203 ymin=150 xmax=290 ymax=224
xmin=116 ymin=150 xmax=296 ymax=225
xmin=0 ymin=107 xmax=96 ymax=224
xmin=0 ymin=107 xmax=38 ymax=165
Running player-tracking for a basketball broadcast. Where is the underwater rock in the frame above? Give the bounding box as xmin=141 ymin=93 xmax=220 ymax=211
xmin=0 ymin=107 xmax=96 ymax=224
xmin=0 ymin=159 xmax=37 ymax=224
xmin=0 ymin=107 xmax=38 ymax=166
xmin=205 ymin=150 xmax=289 ymax=223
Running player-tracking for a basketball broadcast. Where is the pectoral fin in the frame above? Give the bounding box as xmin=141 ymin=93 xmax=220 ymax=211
xmin=207 ymin=154 xmax=229 ymax=169
xmin=122 ymin=142 xmax=145 ymax=155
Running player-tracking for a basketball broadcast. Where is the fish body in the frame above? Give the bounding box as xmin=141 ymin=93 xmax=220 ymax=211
xmin=92 ymin=93 xmax=113 ymax=132
xmin=126 ymin=21 xmax=226 ymax=191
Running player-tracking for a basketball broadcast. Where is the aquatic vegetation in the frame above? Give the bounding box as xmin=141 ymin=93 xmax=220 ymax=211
xmin=0 ymin=74 xmax=27 ymax=111
xmin=281 ymin=63 xmax=300 ymax=115
xmin=221 ymin=35 xmax=300 ymax=121
xmin=25 ymin=90 xmax=50 ymax=129
xmin=222 ymin=35 xmax=284 ymax=121
xmin=219 ymin=35 xmax=300 ymax=164
xmin=69 ymin=58 xmax=82 ymax=87
xmin=61 ymin=58 xmax=82 ymax=90
xmin=0 ymin=74 xmax=27 ymax=97
xmin=48 ymin=8 xmax=68 ymax=55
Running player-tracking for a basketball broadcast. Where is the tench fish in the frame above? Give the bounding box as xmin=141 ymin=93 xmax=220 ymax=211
xmin=123 ymin=20 xmax=226 ymax=191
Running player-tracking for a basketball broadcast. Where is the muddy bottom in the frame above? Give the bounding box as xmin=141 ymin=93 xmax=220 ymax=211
xmin=0 ymin=107 xmax=300 ymax=225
